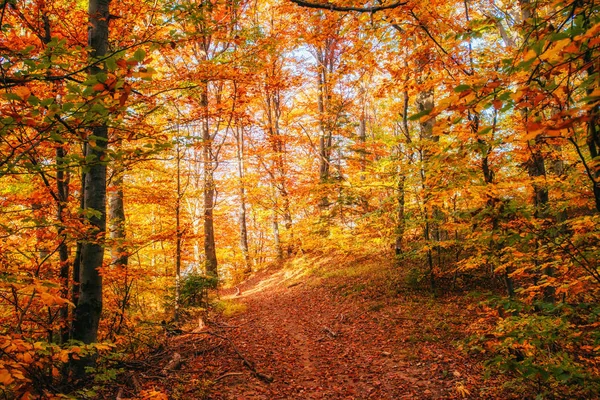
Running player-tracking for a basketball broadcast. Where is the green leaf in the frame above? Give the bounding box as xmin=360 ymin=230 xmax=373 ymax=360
xmin=106 ymin=57 xmax=118 ymax=72
xmin=62 ymin=102 xmax=74 ymax=112
xmin=454 ymin=84 xmax=471 ymax=93
xmin=96 ymin=72 xmax=108 ymax=83
xmin=3 ymin=93 xmax=22 ymax=101
xmin=27 ymin=96 xmax=40 ymax=106
xmin=408 ymin=109 xmax=431 ymax=121
xmin=478 ymin=126 xmax=493 ymax=136
xmin=532 ymin=40 xmax=545 ymax=56
xmin=82 ymin=86 xmax=95 ymax=97
xmin=133 ymin=48 xmax=146 ymax=62
xmin=50 ymin=132 xmax=65 ymax=142
xmin=40 ymin=98 xmax=54 ymax=107
xmin=23 ymin=59 xmax=37 ymax=70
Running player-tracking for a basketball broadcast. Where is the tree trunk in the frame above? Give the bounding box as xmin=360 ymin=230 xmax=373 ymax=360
xmin=235 ymin=124 xmax=251 ymax=274
xmin=272 ymin=207 xmax=283 ymax=262
xmin=394 ymin=90 xmax=410 ymax=258
xmin=264 ymin=79 xmax=293 ymax=255
xmin=174 ymin=138 xmax=182 ymax=322
xmin=359 ymin=99 xmax=367 ymax=179
xmin=107 ymin=143 xmax=129 ymax=334
xmin=316 ymin=44 xmax=332 ymax=211
xmin=583 ymin=25 xmax=600 ymax=212
xmin=109 ymin=151 xmax=127 ymax=271
xmin=71 ymin=149 xmax=86 ymax=315
xmin=56 ymin=145 xmax=70 ymax=344
xmin=202 ymin=83 xmax=218 ymax=277
xmin=72 ymin=0 xmax=110 ymax=365
xmin=395 ymin=174 xmax=406 ymax=257
xmin=73 ymin=125 xmax=107 ymax=345
xmin=416 ymin=88 xmax=437 ymax=290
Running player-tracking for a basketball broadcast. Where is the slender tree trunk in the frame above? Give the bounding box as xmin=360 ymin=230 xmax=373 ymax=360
xmin=201 ymin=83 xmax=218 ymax=277
xmin=395 ymin=174 xmax=406 ymax=257
xmin=56 ymin=145 xmax=70 ymax=344
xmin=518 ymin=0 xmax=549 ymax=217
xmin=272 ymin=205 xmax=283 ymax=262
xmin=359 ymin=99 xmax=367 ymax=179
xmin=264 ymin=78 xmax=293 ymax=254
xmin=72 ymin=1 xmax=110 ymax=376
xmin=318 ymin=69 xmax=330 ymax=185
xmin=108 ymin=139 xmax=129 ymax=333
xmin=528 ymin=145 xmax=549 ymax=217
xmin=582 ymin=19 xmax=600 ymax=212
xmin=416 ymin=88 xmax=437 ymax=290
xmin=72 ymin=124 xmax=108 ymax=346
xmin=586 ymin=97 xmax=600 ymax=211
xmin=71 ymin=148 xmax=86 ymax=315
xmin=36 ymin=12 xmax=72 ymax=344
xmin=358 ymin=95 xmax=370 ymax=213
xmin=235 ymin=124 xmax=251 ymax=273
xmin=109 ymin=144 xmax=127 ymax=271
xmin=317 ymin=45 xmax=332 ymax=211
xmin=394 ymin=90 xmax=410 ymax=258
xmin=174 ymin=138 xmax=182 ymax=322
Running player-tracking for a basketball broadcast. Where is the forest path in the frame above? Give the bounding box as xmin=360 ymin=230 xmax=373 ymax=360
xmin=177 ymin=262 xmax=490 ymax=399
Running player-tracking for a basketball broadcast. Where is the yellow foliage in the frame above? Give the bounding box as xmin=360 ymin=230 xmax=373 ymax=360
xmin=0 ymin=369 xmax=13 ymax=385
xmin=138 ymin=389 xmax=169 ymax=399
xmin=454 ymin=381 xmax=470 ymax=398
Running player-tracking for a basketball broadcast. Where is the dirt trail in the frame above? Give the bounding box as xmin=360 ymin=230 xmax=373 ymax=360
xmin=180 ymin=266 xmax=486 ymax=399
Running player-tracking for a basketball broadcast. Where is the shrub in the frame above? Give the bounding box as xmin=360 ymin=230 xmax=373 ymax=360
xmin=181 ymin=274 xmax=218 ymax=308
xmin=475 ymin=298 xmax=600 ymax=398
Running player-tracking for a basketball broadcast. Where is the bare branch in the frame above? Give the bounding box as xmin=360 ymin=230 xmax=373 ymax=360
xmin=289 ymin=0 xmax=407 ymax=13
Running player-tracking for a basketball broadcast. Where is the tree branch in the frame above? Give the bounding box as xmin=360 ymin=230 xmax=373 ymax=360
xmin=289 ymin=0 xmax=407 ymax=13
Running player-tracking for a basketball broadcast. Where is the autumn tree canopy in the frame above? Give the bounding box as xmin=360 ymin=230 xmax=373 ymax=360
xmin=0 ymin=0 xmax=599 ymax=397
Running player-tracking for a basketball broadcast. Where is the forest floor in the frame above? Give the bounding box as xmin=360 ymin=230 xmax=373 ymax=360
xmin=154 ymin=252 xmax=507 ymax=399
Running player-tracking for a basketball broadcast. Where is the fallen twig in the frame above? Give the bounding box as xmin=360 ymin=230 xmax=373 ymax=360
xmin=214 ymin=372 xmax=244 ymax=382
xmin=323 ymin=326 xmax=338 ymax=338
xmin=131 ymin=373 xmax=142 ymax=393
xmin=156 ymin=328 xmax=273 ymax=383
xmin=207 ymin=331 xmax=274 ymax=383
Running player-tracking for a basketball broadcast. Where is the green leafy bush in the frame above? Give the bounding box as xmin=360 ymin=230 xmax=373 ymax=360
xmin=181 ymin=273 xmax=218 ymax=308
xmin=474 ymin=299 xmax=600 ymax=398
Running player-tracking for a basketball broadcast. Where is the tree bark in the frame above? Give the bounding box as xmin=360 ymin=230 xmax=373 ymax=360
xmin=201 ymin=83 xmax=218 ymax=277
xmin=272 ymin=206 xmax=283 ymax=262
xmin=72 ymin=0 xmax=110 ymax=359
xmin=109 ymin=149 xmax=127 ymax=271
xmin=72 ymin=125 xmax=107 ymax=346
xmin=416 ymin=88 xmax=437 ymax=290
xmin=316 ymin=41 xmax=333 ymax=211
xmin=582 ymin=13 xmax=600 ymax=212
xmin=235 ymin=124 xmax=252 ymax=273
xmin=56 ymin=145 xmax=71 ymax=344
xmin=394 ymin=90 xmax=410 ymax=258
xmin=71 ymin=150 xmax=85 ymax=314
xmin=174 ymin=138 xmax=182 ymax=322
xmin=264 ymin=73 xmax=293 ymax=254
xmin=395 ymin=174 xmax=406 ymax=257
xmin=107 ymin=141 xmax=129 ymax=334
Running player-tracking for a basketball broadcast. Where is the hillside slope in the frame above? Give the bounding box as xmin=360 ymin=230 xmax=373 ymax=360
xmin=159 ymin=254 xmax=503 ymax=399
